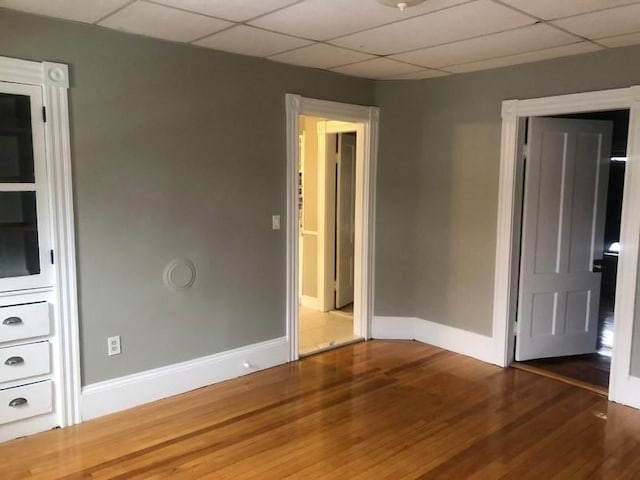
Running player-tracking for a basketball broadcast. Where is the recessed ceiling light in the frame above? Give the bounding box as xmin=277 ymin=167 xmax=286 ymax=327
xmin=377 ymin=0 xmax=427 ymax=11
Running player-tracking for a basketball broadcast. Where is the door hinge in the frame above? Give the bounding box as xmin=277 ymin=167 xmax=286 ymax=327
xmin=42 ymin=106 xmax=47 ymax=123
xmin=50 ymin=249 xmax=54 ymax=264
xmin=522 ymin=143 xmax=529 ymax=160
xmin=513 ymin=321 xmax=519 ymax=336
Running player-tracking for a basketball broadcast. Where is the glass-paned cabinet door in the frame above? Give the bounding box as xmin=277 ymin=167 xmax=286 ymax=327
xmin=0 ymin=81 xmax=52 ymax=291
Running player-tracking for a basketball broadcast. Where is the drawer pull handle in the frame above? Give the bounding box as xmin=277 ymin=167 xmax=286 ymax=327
xmin=8 ymin=397 xmax=27 ymax=408
xmin=5 ymin=356 xmax=24 ymax=366
xmin=2 ymin=317 xmax=23 ymax=326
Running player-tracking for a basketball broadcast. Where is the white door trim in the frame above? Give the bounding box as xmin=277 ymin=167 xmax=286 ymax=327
xmin=492 ymin=86 xmax=640 ymax=408
xmin=285 ymin=95 xmax=379 ymax=361
xmin=316 ymin=121 xmax=362 ymax=314
xmin=0 ymin=55 xmax=81 ymax=425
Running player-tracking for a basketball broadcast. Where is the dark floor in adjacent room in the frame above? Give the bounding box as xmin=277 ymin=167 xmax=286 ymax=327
xmin=516 ymin=284 xmax=615 ymax=393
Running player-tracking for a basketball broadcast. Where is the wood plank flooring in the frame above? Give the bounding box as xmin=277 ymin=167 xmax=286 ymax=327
xmin=514 ymin=354 xmax=610 ymax=395
xmin=1 ymin=340 xmax=640 ymax=479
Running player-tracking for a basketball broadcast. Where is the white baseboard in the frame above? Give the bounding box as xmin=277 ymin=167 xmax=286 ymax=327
xmin=81 ymin=336 xmax=289 ymax=421
xmin=0 ymin=412 xmax=58 ymax=444
xmin=372 ymin=316 xmax=497 ymax=365
xmin=613 ymin=375 xmax=640 ymax=409
xmin=300 ymin=295 xmax=319 ymax=309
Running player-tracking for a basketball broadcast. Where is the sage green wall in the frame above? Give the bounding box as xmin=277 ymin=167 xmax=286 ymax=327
xmin=374 ymin=45 xmax=640 ymax=376
xmin=0 ymin=9 xmax=374 ymax=384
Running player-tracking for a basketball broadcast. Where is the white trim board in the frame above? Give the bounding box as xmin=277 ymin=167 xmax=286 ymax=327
xmin=0 ymin=55 xmax=80 ymax=426
xmin=316 ymin=120 xmax=364 ymax=314
xmin=492 ymin=86 xmax=640 ymax=409
xmin=372 ymin=316 xmax=496 ymax=365
xmin=300 ymin=295 xmax=319 ymax=309
xmin=82 ymin=337 xmax=288 ymax=421
xmin=285 ymin=94 xmax=379 ymax=362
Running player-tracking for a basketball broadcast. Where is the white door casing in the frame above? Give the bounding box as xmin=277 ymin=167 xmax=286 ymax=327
xmin=493 ymin=86 xmax=640 ymax=409
xmin=285 ymin=95 xmax=379 ymax=362
xmin=335 ymin=133 xmax=356 ymax=309
xmin=516 ymin=117 xmax=612 ymax=361
xmin=317 ymin=121 xmax=361 ymax=313
xmin=0 ymin=56 xmax=80 ymax=426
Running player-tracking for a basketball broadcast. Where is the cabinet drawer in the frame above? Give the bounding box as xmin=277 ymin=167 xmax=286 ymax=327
xmin=0 ymin=381 xmax=52 ymax=425
xmin=0 ymin=302 xmax=50 ymax=343
xmin=0 ymin=342 xmax=50 ymax=383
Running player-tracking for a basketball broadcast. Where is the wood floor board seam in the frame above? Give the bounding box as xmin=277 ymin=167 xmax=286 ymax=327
xmin=65 ymin=377 xmax=396 ymax=479
xmin=3 ymin=341 xmax=639 ymax=480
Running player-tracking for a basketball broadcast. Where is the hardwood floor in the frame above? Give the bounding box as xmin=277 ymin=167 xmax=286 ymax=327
xmin=514 ymin=353 xmax=610 ymax=395
xmin=515 ymin=289 xmax=615 ymax=393
xmin=2 ymin=340 xmax=640 ymax=479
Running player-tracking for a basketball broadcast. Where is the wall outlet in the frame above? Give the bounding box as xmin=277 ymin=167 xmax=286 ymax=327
xmin=107 ymin=336 xmax=121 ymax=356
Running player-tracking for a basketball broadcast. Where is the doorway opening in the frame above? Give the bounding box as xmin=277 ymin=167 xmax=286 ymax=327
xmin=511 ymin=110 xmax=629 ymax=395
xmin=285 ymin=95 xmax=379 ymax=362
xmin=298 ymin=118 xmax=361 ymax=355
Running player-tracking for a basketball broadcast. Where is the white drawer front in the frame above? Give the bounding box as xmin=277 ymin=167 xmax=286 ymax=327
xmin=0 ymin=342 xmax=50 ymax=383
xmin=0 ymin=302 xmax=50 ymax=343
xmin=0 ymin=381 xmax=52 ymax=425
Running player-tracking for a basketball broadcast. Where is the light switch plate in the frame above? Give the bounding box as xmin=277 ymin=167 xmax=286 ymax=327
xmin=272 ymin=215 xmax=281 ymax=230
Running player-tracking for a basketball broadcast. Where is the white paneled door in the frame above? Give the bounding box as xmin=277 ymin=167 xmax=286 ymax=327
xmin=335 ymin=133 xmax=356 ymax=309
xmin=516 ymin=117 xmax=612 ymax=361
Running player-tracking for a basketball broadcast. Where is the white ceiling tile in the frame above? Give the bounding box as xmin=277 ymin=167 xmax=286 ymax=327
xmin=150 ymin=0 xmax=299 ymax=22
xmin=99 ymin=1 xmax=233 ymax=43
xmin=330 ymin=0 xmax=536 ymax=55
xmin=391 ymin=24 xmax=580 ymax=68
xmin=597 ymin=31 xmax=640 ymax=48
xmin=250 ymin=0 xmax=470 ymax=41
xmin=0 ymin=0 xmax=131 ymax=23
xmin=194 ymin=25 xmax=312 ymax=57
xmin=552 ymin=4 xmax=640 ymax=39
xmin=268 ymin=43 xmax=375 ymax=69
xmin=444 ymin=42 xmax=603 ymax=73
xmin=331 ymin=58 xmax=423 ymax=79
xmin=380 ymin=69 xmax=450 ymax=80
xmin=499 ymin=0 xmax=640 ymax=20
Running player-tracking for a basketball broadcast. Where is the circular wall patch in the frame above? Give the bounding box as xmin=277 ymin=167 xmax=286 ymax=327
xmin=163 ymin=258 xmax=196 ymax=291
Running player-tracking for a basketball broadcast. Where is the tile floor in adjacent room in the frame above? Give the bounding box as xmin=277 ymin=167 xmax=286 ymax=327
xmin=299 ymin=304 xmax=359 ymax=355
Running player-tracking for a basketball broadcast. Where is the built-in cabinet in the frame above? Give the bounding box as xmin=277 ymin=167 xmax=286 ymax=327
xmin=0 ymin=56 xmax=79 ymax=443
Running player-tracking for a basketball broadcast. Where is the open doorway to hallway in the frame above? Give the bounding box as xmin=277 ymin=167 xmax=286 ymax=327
xmin=297 ymin=117 xmax=362 ymax=355
xmin=511 ymin=109 xmax=629 ymax=395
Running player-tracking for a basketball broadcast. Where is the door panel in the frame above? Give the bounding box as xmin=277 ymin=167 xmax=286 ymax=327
xmin=0 ymin=81 xmax=52 ymax=291
xmin=533 ymin=130 xmax=565 ymax=275
xmin=335 ymin=133 xmax=356 ymax=309
xmin=516 ymin=117 xmax=612 ymax=361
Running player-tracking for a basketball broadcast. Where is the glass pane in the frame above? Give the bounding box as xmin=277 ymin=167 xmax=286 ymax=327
xmin=0 ymin=93 xmax=35 ymax=183
xmin=0 ymin=191 xmax=40 ymax=278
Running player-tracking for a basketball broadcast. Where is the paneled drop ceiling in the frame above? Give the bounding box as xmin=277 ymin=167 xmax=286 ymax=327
xmin=2 ymin=0 xmax=640 ymax=80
